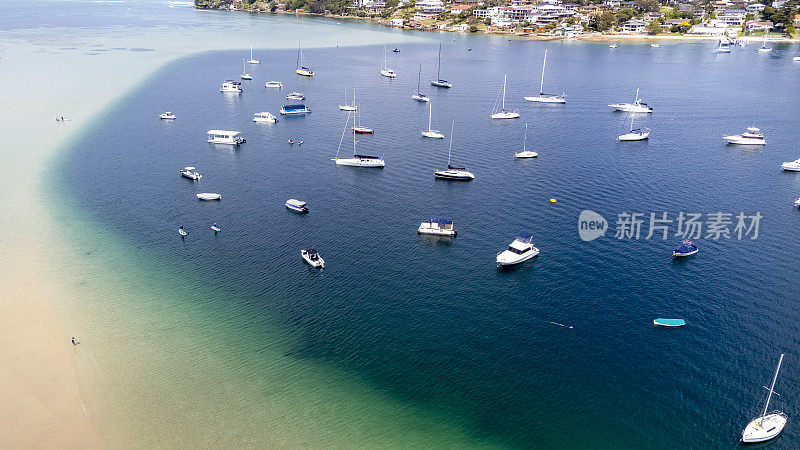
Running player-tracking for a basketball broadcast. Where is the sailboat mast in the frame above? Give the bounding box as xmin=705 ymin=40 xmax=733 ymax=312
xmin=428 ymin=102 xmax=432 ymax=132
xmin=523 ymin=123 xmax=528 ymax=151
xmin=336 ymin=112 xmax=350 ymax=160
xmin=634 ymin=87 xmax=640 ymax=105
xmin=540 ymin=49 xmax=547 ymax=95
xmin=502 ymin=74 xmax=507 ymax=111
xmin=761 ymin=353 xmax=785 ymax=420
xmin=417 ymin=64 xmax=421 ymax=94
xmin=447 ymin=120 xmax=455 ymax=166
xmin=297 ymin=35 xmax=302 ymax=68
xmin=437 ymin=43 xmax=442 ymax=80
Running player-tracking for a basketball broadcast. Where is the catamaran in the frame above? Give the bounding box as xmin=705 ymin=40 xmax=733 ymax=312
xmin=515 ymin=123 xmax=538 ymax=158
xmin=247 ymin=44 xmax=259 ymax=64
xmin=240 ymin=58 xmax=252 ymax=80
xmin=435 ymin=121 xmax=474 ymax=181
xmin=421 ymin=102 xmax=444 ymax=139
xmin=491 ymin=74 xmax=520 ymax=119
xmin=380 ymin=44 xmax=396 ymax=78
xmin=296 ymin=34 xmax=314 ymax=76
xmin=618 ymin=113 xmax=650 ymax=141
xmin=741 ymin=354 xmax=788 ymax=443
xmin=333 ymin=112 xmax=384 ymax=167
xmin=609 ymin=88 xmax=652 ymax=113
xmin=431 ymin=43 xmax=451 ymax=88
xmin=524 ymin=49 xmax=566 ymax=103
xmin=412 ymin=65 xmax=429 ymax=102
xmin=339 ymin=86 xmax=357 ymax=111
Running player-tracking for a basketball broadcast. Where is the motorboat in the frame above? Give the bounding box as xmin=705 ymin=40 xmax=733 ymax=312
xmin=196 ymin=193 xmax=221 ymax=201
xmin=247 ymin=44 xmax=259 ymax=64
xmin=435 ymin=121 xmax=474 ymax=181
xmin=159 ymin=111 xmax=176 ymax=120
xmin=296 ymin=34 xmax=314 ymax=76
xmin=297 ymin=66 xmax=314 ymax=77
xmin=220 ymin=80 xmax=242 ymax=93
xmin=353 ymin=126 xmax=373 ymax=134
xmin=333 ymin=112 xmax=385 ymax=168
xmin=301 ymin=248 xmax=325 ymax=268
xmin=524 ymin=49 xmax=566 ymax=104
xmin=180 ymin=166 xmax=202 ymax=180
xmin=724 ymin=127 xmax=765 ymax=145
xmin=380 ymin=45 xmax=396 ymax=78
xmin=207 ymin=130 xmax=245 ymax=145
xmin=265 ymin=81 xmax=283 ymax=88
xmin=491 ymin=74 xmax=520 ymax=119
xmin=240 ymin=58 xmax=252 ymax=80
xmin=280 ymin=104 xmax=311 ymax=115
xmin=286 ymin=92 xmax=305 ymax=100
xmin=653 ymin=318 xmax=686 ymax=327
xmin=715 ymin=38 xmax=732 ymax=53
xmin=741 ymin=354 xmax=787 ymax=443
xmin=618 ymin=114 xmax=650 ymax=141
xmin=421 ymin=102 xmax=444 ymax=139
xmin=609 ymin=88 xmax=652 ymax=113
xmin=496 ymin=234 xmax=540 ymax=266
xmin=285 ymin=198 xmax=308 ymax=213
xmin=649 ymin=43 xmax=660 ymax=48
xmin=672 ymin=240 xmax=698 ymax=257
xmin=418 ymin=217 xmax=457 ymax=236
xmin=794 ymin=52 xmax=800 ymax=61
xmin=608 ymin=44 xmax=618 ymax=48
xmin=430 ymin=43 xmax=452 ymax=88
xmin=392 ymin=48 xmax=400 ymax=53
xmin=780 ymin=158 xmax=800 ymax=171
xmin=253 ymin=112 xmax=277 ymax=123
xmin=515 ymin=123 xmax=538 ymax=158
xmin=795 ymin=198 xmax=800 ymax=208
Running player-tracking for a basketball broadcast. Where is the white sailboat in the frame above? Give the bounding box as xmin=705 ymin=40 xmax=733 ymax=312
xmin=431 ymin=43 xmax=452 ymax=88
xmin=247 ymin=44 xmax=260 ymax=64
xmin=491 ymin=74 xmax=520 ymax=119
xmin=380 ymin=44 xmax=396 ymax=78
xmin=741 ymin=353 xmax=788 ymax=443
xmin=758 ymin=35 xmax=773 ymax=53
xmin=412 ymin=65 xmax=429 ymax=102
xmin=240 ymin=58 xmax=252 ymax=80
xmin=296 ymin=34 xmax=314 ymax=76
xmin=435 ymin=121 xmax=474 ymax=181
xmin=421 ymin=102 xmax=444 ymax=139
xmin=524 ymin=49 xmax=566 ymax=104
xmin=609 ymin=88 xmax=653 ymax=113
xmin=618 ymin=113 xmax=650 ymax=141
xmin=515 ymin=123 xmax=538 ymax=158
xmin=339 ymin=86 xmax=357 ymax=111
xmin=333 ymin=112 xmax=384 ymax=167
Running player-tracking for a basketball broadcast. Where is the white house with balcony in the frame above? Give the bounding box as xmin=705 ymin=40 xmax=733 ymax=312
xmin=745 ymin=3 xmax=765 ymax=13
xmin=416 ymin=0 xmax=445 ymax=16
xmin=621 ymin=19 xmax=647 ymax=33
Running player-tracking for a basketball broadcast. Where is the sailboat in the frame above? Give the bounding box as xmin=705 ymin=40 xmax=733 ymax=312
xmin=741 ymin=353 xmax=788 ymax=443
xmin=333 ymin=112 xmax=384 ymax=167
xmin=240 ymin=58 xmax=252 ymax=80
xmin=421 ymin=102 xmax=444 ymax=139
xmin=380 ymin=44 xmax=396 ymax=78
xmin=412 ymin=65 xmax=430 ymax=102
xmin=352 ymin=101 xmax=373 ymax=134
xmin=491 ymin=74 xmax=520 ymax=119
xmin=524 ymin=49 xmax=566 ymax=104
xmin=431 ymin=43 xmax=452 ymax=88
xmin=339 ymin=86 xmax=357 ymax=111
xmin=758 ymin=35 xmax=773 ymax=53
xmin=794 ymin=50 xmax=800 ymax=61
xmin=296 ymin=34 xmax=314 ymax=76
xmin=515 ymin=123 xmax=538 ymax=158
xmin=247 ymin=44 xmax=260 ymax=64
xmin=618 ymin=113 xmax=650 ymax=141
xmin=435 ymin=121 xmax=474 ymax=180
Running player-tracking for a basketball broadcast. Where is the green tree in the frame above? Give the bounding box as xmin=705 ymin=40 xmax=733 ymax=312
xmin=616 ymin=7 xmax=637 ymax=24
xmin=647 ymin=19 xmax=661 ymax=34
xmin=597 ymin=11 xmax=617 ymax=31
xmin=470 ymin=24 xmax=479 ymax=32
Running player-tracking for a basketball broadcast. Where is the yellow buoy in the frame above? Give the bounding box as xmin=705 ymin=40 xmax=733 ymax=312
xmin=549 ymin=198 xmax=556 ymax=204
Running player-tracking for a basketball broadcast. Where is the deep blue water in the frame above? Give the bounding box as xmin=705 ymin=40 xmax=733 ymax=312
xmin=62 ymin=35 xmax=800 ymax=447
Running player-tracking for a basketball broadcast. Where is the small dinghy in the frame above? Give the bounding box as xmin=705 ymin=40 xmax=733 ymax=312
xmin=159 ymin=111 xmax=176 ymax=120
xmin=196 ymin=193 xmax=221 ymax=201
xmin=353 ymin=126 xmax=373 ymax=134
xmin=285 ymin=199 xmax=308 ymax=213
xmin=301 ymin=248 xmax=324 ymax=268
xmin=178 ymin=226 xmax=187 ymax=236
xmin=653 ymin=318 xmax=686 ymax=327
xmin=673 ymin=240 xmax=698 ymax=257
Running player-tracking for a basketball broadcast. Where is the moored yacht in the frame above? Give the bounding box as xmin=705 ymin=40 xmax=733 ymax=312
xmin=649 ymin=43 xmax=660 ymax=48
xmin=180 ymin=166 xmax=201 ymax=180
xmin=672 ymin=240 xmax=698 ymax=257
xmin=196 ymin=193 xmax=221 ymax=201
xmin=240 ymin=58 xmax=252 ymax=80
xmin=435 ymin=121 xmax=474 ymax=181
xmin=207 ymin=130 xmax=245 ymax=145
xmin=496 ymin=234 xmax=539 ymax=266
xmin=265 ymin=81 xmax=283 ymax=88
xmin=286 ymin=92 xmax=305 ymax=101
xmin=491 ymin=74 xmax=520 ymax=119
xmin=741 ymin=354 xmax=787 ymax=443
xmin=618 ymin=114 xmax=650 ymax=141
xmin=794 ymin=198 xmax=800 ymax=208
xmin=715 ymin=38 xmax=732 ymax=53
xmin=246 ymin=44 xmax=260 ymax=64
xmin=758 ymin=36 xmax=773 ymax=53
xmin=412 ymin=64 xmax=429 ymax=102
xmin=285 ymin=199 xmax=308 ymax=213
xmin=421 ymin=102 xmax=444 ymax=139
xmin=514 ymin=123 xmax=538 ymax=158
xmin=253 ymin=112 xmax=277 ymax=123
xmin=609 ymin=88 xmax=652 ymax=113
xmin=220 ymin=80 xmax=243 ymax=93
xmin=724 ymin=127 xmax=765 ymax=145
xmin=430 ymin=43 xmax=452 ymax=88
xmin=524 ymin=49 xmax=566 ymax=104
xmin=333 ymin=112 xmax=385 ymax=167
xmin=418 ymin=217 xmax=457 ymax=236
xmin=159 ymin=111 xmax=176 ymax=119
xmin=781 ymin=158 xmax=800 ymax=171
xmin=380 ymin=45 xmax=396 ymax=78
xmin=608 ymin=44 xmax=618 ymax=48
xmin=280 ymin=104 xmax=311 ymax=115
xmin=301 ymin=248 xmax=325 ymax=268
xmin=296 ymin=34 xmax=314 ymax=76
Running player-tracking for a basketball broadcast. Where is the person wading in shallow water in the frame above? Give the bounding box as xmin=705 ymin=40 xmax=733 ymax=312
xmin=71 ymin=336 xmax=78 ymax=345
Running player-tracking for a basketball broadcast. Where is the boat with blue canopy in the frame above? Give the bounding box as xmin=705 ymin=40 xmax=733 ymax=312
xmin=653 ymin=318 xmax=686 ymax=327
xmin=673 ymin=240 xmax=698 ymax=257
xmin=285 ymin=199 xmax=308 ymax=213
xmin=280 ymin=104 xmax=311 ymax=115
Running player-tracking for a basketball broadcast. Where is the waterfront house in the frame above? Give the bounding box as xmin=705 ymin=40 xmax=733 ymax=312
xmin=746 ymin=20 xmax=773 ymax=32
xmin=718 ymin=11 xmax=747 ymax=27
xmin=416 ymin=0 xmax=445 ymax=16
xmin=745 ymin=3 xmax=766 ymax=13
xmin=450 ymin=4 xmax=475 ymax=15
xmin=621 ymin=19 xmax=647 ymax=34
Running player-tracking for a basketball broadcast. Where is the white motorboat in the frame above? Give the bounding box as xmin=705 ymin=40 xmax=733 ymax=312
xmin=253 ymin=112 xmax=277 ymax=123
xmin=496 ymin=234 xmax=539 ymax=266
xmin=715 ymin=38 xmax=732 ymax=53
xmin=794 ymin=52 xmax=800 ymax=61
xmin=491 ymin=74 xmax=520 ymax=119
xmin=421 ymin=102 xmax=444 ymax=139
xmin=180 ymin=166 xmax=201 ymax=180
xmin=220 ymin=80 xmax=242 ymax=93
xmin=741 ymin=354 xmax=787 ymax=443
xmin=515 ymin=123 xmax=538 ymax=158
xmin=301 ymin=248 xmax=325 ymax=268
xmin=412 ymin=65 xmax=429 ymax=102
xmin=380 ymin=45 xmax=396 ymax=78
xmin=618 ymin=114 xmax=650 ymax=141
xmin=159 ymin=111 xmax=176 ymax=120
xmin=285 ymin=199 xmax=308 ymax=213
xmin=435 ymin=121 xmax=474 ymax=181
xmin=723 ymin=127 xmax=765 ymax=145
xmin=418 ymin=217 xmax=457 ymax=236
xmin=196 ymin=193 xmax=221 ymax=201
xmin=286 ymin=92 xmax=306 ymax=100
xmin=296 ymin=34 xmax=314 ymax=76
xmin=609 ymin=88 xmax=652 ymax=113
xmin=649 ymin=43 xmax=660 ymax=48
xmin=781 ymin=158 xmax=800 ymax=171
xmin=207 ymin=130 xmax=245 ymax=145
xmin=247 ymin=44 xmax=260 ymax=64
xmin=240 ymin=58 xmax=252 ymax=80
xmin=609 ymin=44 xmax=618 ymax=48
xmin=795 ymin=198 xmax=800 ymax=208
xmin=333 ymin=112 xmax=385 ymax=168
xmin=524 ymin=49 xmax=566 ymax=104
xmin=339 ymin=86 xmax=357 ymax=111
xmin=430 ymin=43 xmax=452 ymax=88
xmin=265 ymin=81 xmax=283 ymax=88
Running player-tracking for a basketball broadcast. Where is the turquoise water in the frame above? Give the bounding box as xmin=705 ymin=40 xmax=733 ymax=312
xmin=38 ymin=0 xmax=800 ymax=447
